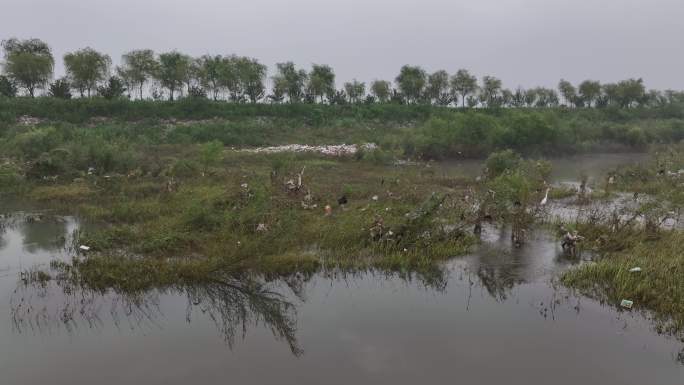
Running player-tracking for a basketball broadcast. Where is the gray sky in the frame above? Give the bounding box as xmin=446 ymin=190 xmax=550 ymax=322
xmin=2 ymin=0 xmax=684 ymax=90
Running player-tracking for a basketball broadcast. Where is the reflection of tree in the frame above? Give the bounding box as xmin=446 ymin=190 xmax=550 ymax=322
xmin=11 ymin=275 xmax=303 ymax=356
xmin=0 ymin=216 xmax=8 ymax=250
xmin=21 ymin=219 xmax=68 ymax=253
xmin=185 ymin=277 xmax=302 ymax=355
xmin=475 ymin=264 xmax=525 ymax=301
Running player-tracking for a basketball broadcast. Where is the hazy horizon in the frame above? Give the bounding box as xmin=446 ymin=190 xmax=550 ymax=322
xmin=2 ymin=0 xmax=684 ymax=90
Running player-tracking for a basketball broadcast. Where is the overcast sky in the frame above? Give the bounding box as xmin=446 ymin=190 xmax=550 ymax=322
xmin=2 ymin=0 xmax=683 ymax=90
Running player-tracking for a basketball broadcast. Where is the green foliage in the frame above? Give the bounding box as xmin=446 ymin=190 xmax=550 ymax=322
xmin=343 ymin=79 xmax=365 ymax=103
xmin=273 ymin=62 xmax=308 ymax=103
xmin=395 ymin=65 xmax=426 ymax=104
xmin=370 ymin=80 xmax=391 ymax=103
xmin=425 ymin=70 xmax=451 ymax=106
xmin=485 ymin=149 xmax=522 ymax=178
xmin=307 ymin=64 xmax=335 ymax=103
xmin=119 ymin=49 xmax=156 ymax=100
xmin=199 ymin=140 xmax=224 ymax=172
xmin=450 ymin=69 xmax=478 ymax=107
xmin=0 ymin=75 xmax=17 ymax=97
xmin=63 ymin=47 xmax=111 ymax=97
xmin=98 ymin=76 xmax=127 ymax=100
xmin=48 ymin=78 xmax=72 ymax=99
xmin=155 ymin=51 xmax=192 ymax=101
xmin=1 ymin=38 xmax=54 ymax=97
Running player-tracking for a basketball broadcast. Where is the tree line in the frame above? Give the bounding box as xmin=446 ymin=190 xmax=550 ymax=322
xmin=2 ymin=38 xmax=683 ymax=108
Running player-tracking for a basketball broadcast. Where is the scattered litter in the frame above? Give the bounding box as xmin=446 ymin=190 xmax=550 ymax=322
xmin=79 ymin=245 xmax=91 ymax=251
xmin=324 ymin=205 xmax=332 ymax=216
xmin=87 ymin=167 xmax=96 ymax=175
xmin=371 ymin=195 xmax=379 ymax=201
xmin=629 ymin=267 xmax=642 ymax=273
xmin=240 ymin=183 xmax=248 ymax=189
xmin=620 ymin=299 xmax=633 ymax=309
xmin=256 ymin=223 xmax=268 ymax=232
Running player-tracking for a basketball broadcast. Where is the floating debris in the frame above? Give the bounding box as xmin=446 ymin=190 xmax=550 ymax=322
xmin=620 ymin=299 xmax=634 ymax=309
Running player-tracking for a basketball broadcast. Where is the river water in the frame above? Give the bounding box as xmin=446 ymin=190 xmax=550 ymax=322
xmin=1 ymin=153 xmax=682 ymax=385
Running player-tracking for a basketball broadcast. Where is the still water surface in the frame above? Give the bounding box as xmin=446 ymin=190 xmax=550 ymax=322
xmin=1 ymin=153 xmax=682 ymax=385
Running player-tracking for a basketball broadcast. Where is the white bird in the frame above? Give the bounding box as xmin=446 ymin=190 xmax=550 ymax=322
xmin=540 ymin=188 xmax=550 ymax=206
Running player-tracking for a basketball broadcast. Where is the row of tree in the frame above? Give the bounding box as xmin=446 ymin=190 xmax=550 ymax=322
xmin=2 ymin=38 xmax=683 ymax=108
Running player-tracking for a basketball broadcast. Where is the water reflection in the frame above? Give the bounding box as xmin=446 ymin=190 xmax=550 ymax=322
xmin=11 ymin=275 xmax=303 ymax=355
xmin=21 ymin=218 xmax=69 ymax=253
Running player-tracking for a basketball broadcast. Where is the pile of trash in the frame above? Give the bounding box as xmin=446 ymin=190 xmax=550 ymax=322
xmin=16 ymin=115 xmax=45 ymax=126
xmin=239 ymin=143 xmax=377 ymax=156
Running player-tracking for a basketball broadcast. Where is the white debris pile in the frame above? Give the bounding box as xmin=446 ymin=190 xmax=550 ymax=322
xmin=239 ymin=143 xmax=377 ymax=156
xmin=16 ymin=115 xmax=45 ymax=126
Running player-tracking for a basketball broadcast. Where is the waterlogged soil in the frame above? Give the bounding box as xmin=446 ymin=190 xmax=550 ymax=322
xmin=1 ymin=153 xmax=683 ymax=385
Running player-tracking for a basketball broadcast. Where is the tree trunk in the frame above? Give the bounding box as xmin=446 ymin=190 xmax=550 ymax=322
xmin=139 ymin=83 xmax=144 ymax=100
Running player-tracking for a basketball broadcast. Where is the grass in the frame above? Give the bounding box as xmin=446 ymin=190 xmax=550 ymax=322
xmin=20 ymin=150 xmax=479 ymax=294
xmin=560 ymin=146 xmax=684 ymax=335
xmin=562 ymin=231 xmax=684 ymax=334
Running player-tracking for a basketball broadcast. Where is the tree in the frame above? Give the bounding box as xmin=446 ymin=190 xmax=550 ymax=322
xmin=511 ymin=87 xmax=526 ymax=108
xmin=425 ymin=70 xmax=451 ymax=105
xmin=344 ymin=79 xmax=365 ymax=103
xmin=370 ymin=80 xmax=391 ymax=103
xmin=272 ymin=62 xmax=307 ymax=103
xmin=307 ymin=64 xmax=335 ymax=103
xmin=98 ymin=76 xmax=126 ymax=99
xmin=115 ymin=66 xmax=135 ymax=98
xmin=0 ymin=75 xmax=17 ymax=97
xmin=181 ymin=58 xmax=200 ymax=97
xmin=534 ymin=88 xmax=559 ymax=107
xmin=1 ymin=38 xmax=54 ymax=97
xmin=615 ymin=78 xmax=646 ymax=108
xmin=48 ymin=78 xmax=72 ymax=99
xmin=480 ymin=76 xmax=502 ymax=107
xmin=578 ymin=80 xmax=601 ymax=107
xmin=501 ymin=89 xmax=513 ymax=107
xmin=269 ymin=76 xmax=286 ymax=103
xmin=237 ymin=57 xmax=267 ymax=103
xmin=197 ymin=55 xmax=224 ymax=100
xmin=120 ymin=49 xmax=157 ymax=100
xmin=154 ymin=51 xmax=191 ymax=101
xmin=600 ymin=83 xmax=618 ymax=107
xmin=558 ymin=79 xmax=577 ymax=107
xmin=218 ymin=55 xmax=241 ymax=102
xmin=450 ymin=69 xmax=478 ymax=107
xmin=63 ymin=47 xmax=111 ymax=97
xmin=395 ymin=65 xmax=426 ymax=104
